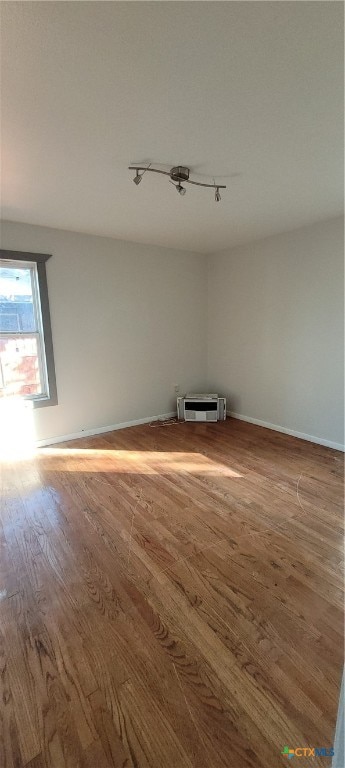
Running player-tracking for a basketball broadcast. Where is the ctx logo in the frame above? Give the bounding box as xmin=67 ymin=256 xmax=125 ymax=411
xmin=281 ymin=746 xmax=335 ymax=759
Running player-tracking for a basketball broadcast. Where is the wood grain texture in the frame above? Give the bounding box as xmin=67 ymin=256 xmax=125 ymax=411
xmin=0 ymin=418 xmax=343 ymax=767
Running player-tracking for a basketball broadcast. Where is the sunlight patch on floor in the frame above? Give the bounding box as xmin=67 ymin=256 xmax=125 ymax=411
xmin=37 ymin=448 xmax=243 ymax=477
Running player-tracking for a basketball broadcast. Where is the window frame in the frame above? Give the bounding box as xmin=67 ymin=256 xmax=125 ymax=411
xmin=0 ymin=249 xmax=58 ymax=407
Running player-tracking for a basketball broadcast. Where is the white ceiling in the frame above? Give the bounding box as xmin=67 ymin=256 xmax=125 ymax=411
xmin=1 ymin=1 xmax=343 ymax=254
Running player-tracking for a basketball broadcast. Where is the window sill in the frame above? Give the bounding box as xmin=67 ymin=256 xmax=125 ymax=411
xmin=30 ymin=394 xmax=58 ymax=408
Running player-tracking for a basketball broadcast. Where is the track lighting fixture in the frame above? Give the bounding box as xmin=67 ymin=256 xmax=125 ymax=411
xmin=128 ymin=164 xmax=226 ymax=202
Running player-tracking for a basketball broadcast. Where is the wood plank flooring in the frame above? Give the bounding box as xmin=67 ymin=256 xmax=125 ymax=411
xmin=0 ymin=418 xmax=343 ymax=767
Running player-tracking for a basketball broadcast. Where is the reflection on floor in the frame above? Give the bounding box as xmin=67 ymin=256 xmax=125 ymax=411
xmin=0 ymin=418 xmax=343 ymax=767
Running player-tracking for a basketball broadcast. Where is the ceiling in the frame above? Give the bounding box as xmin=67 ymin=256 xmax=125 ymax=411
xmin=1 ymin=1 xmax=343 ymax=254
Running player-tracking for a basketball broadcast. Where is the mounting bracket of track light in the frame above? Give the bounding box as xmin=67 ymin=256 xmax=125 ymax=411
xmin=129 ymin=165 xmax=226 ymax=201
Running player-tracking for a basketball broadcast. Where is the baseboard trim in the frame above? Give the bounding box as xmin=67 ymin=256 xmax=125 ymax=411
xmin=227 ymin=411 xmax=345 ymax=452
xmin=36 ymin=412 xmax=177 ymax=448
xmin=37 ymin=410 xmax=345 ymax=452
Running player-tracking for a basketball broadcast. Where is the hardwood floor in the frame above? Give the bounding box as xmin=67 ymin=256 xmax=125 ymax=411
xmin=0 ymin=418 xmax=343 ymax=767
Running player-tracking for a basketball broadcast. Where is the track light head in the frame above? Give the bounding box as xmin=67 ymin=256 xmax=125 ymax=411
xmin=176 ymin=183 xmax=186 ymax=196
xmin=215 ymin=187 xmax=221 ymax=202
xmin=133 ymin=171 xmax=142 ymax=185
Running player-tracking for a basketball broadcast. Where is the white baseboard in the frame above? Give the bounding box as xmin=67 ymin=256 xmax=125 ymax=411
xmin=37 ymin=409 xmax=344 ymax=452
xmin=36 ymin=412 xmax=177 ymax=448
xmin=227 ymin=411 xmax=345 ymax=452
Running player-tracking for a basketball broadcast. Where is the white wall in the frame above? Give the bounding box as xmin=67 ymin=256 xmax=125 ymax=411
xmin=0 ymin=221 xmax=207 ymax=442
xmin=1 ymin=216 xmax=343 ymax=449
xmin=207 ymin=217 xmax=344 ymax=449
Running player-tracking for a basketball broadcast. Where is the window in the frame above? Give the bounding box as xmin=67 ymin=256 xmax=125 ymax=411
xmin=0 ymin=250 xmax=57 ymax=407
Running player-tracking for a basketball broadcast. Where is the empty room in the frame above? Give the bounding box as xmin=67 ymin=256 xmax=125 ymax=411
xmin=0 ymin=2 xmax=344 ymax=767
